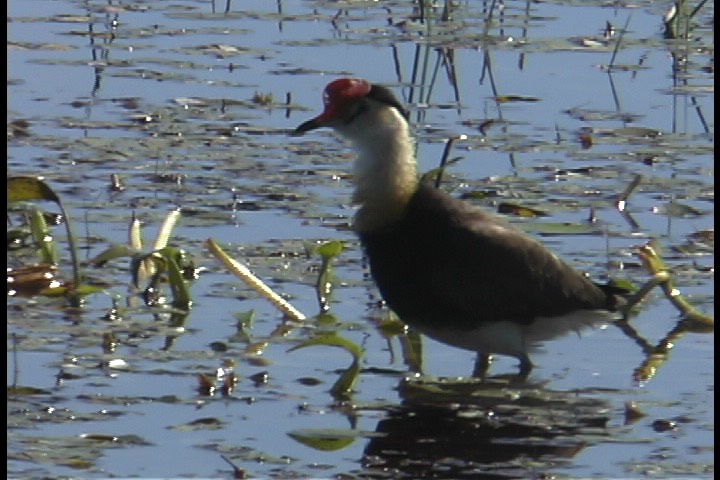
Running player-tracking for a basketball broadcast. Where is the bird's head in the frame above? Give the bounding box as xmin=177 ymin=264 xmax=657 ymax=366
xmin=292 ymin=78 xmax=419 ymax=230
xmin=293 ymin=78 xmax=409 ymax=139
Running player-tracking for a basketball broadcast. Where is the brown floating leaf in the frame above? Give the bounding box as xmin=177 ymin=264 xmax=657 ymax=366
xmin=578 ymin=132 xmax=593 ymax=149
xmin=624 ymin=401 xmax=647 ymax=425
xmin=197 ymin=374 xmax=216 ymax=396
xmin=7 ymin=264 xmax=64 ymax=297
xmin=494 ymin=95 xmax=540 ymax=103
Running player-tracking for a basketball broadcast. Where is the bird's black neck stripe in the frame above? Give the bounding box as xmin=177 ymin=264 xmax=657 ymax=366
xmin=367 ymin=84 xmax=409 ymax=120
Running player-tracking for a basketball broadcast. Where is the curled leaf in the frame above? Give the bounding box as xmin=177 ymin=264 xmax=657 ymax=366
xmin=7 ymin=176 xmax=60 ymax=204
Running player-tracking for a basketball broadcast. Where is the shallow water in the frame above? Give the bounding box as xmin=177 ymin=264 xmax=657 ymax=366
xmin=8 ymin=0 xmax=714 ymax=478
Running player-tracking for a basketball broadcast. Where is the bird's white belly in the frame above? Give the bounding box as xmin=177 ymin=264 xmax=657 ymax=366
xmin=410 ymin=309 xmax=620 ymax=359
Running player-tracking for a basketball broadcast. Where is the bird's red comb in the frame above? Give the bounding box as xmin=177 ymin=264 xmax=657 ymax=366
xmin=322 ymin=78 xmax=371 ymax=108
xmin=313 ymin=78 xmax=371 ymax=122
xmin=293 ymin=78 xmax=372 ymax=134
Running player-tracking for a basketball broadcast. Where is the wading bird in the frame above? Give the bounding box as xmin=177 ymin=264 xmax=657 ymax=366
xmin=293 ymin=78 xmax=628 ymax=379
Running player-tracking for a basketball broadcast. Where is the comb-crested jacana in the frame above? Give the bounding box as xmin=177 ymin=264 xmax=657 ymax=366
xmin=293 ymin=78 xmax=627 ymax=378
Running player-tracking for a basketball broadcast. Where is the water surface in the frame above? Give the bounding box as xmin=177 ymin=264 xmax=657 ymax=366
xmin=8 ymin=0 xmax=714 ymax=478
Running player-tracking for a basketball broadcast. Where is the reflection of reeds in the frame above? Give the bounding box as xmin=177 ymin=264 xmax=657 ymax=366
xmin=664 ymin=0 xmax=712 ymax=135
xmin=663 ymin=0 xmax=709 ymax=40
xmin=389 ymin=0 xmax=530 ymax=174
xmin=613 ymin=178 xmax=713 ymax=384
xmin=415 ymin=0 xmax=455 ymax=24
xmin=391 ymin=0 xmax=466 ymax=121
xmin=616 ymin=240 xmax=714 ymax=384
xmin=616 ymin=315 xmax=713 ymax=385
xmin=607 ymin=15 xmax=632 ymax=71
xmin=84 ymin=4 xmax=116 ymax=133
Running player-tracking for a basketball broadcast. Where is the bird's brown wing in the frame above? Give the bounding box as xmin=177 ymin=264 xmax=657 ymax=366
xmin=362 ymin=184 xmax=610 ymax=328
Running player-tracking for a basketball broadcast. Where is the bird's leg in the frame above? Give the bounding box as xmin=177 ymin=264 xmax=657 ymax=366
xmin=516 ymin=355 xmax=533 ymax=382
xmin=472 ymin=353 xmax=492 ymax=380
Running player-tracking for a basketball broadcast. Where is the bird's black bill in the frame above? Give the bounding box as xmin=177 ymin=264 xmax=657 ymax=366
xmin=292 ymin=118 xmax=321 ymax=136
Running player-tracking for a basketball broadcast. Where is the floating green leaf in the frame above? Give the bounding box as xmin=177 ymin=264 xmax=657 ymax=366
xmin=519 ymin=222 xmax=597 ymax=236
xmin=7 ymin=385 xmax=53 ymax=396
xmin=287 ymin=428 xmax=367 ymax=451
xmin=652 ymin=202 xmax=704 ymax=218
xmin=289 ymin=333 xmax=362 ymax=398
xmin=41 ymin=284 xmax=105 ymax=298
xmin=497 ymin=202 xmax=548 ymax=218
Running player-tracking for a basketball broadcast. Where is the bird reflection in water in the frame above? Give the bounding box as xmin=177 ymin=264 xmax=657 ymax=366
xmin=361 ymin=376 xmax=609 ymax=478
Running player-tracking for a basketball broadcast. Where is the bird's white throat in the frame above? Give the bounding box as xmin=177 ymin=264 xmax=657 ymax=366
xmin=338 ymin=106 xmax=419 ymax=232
